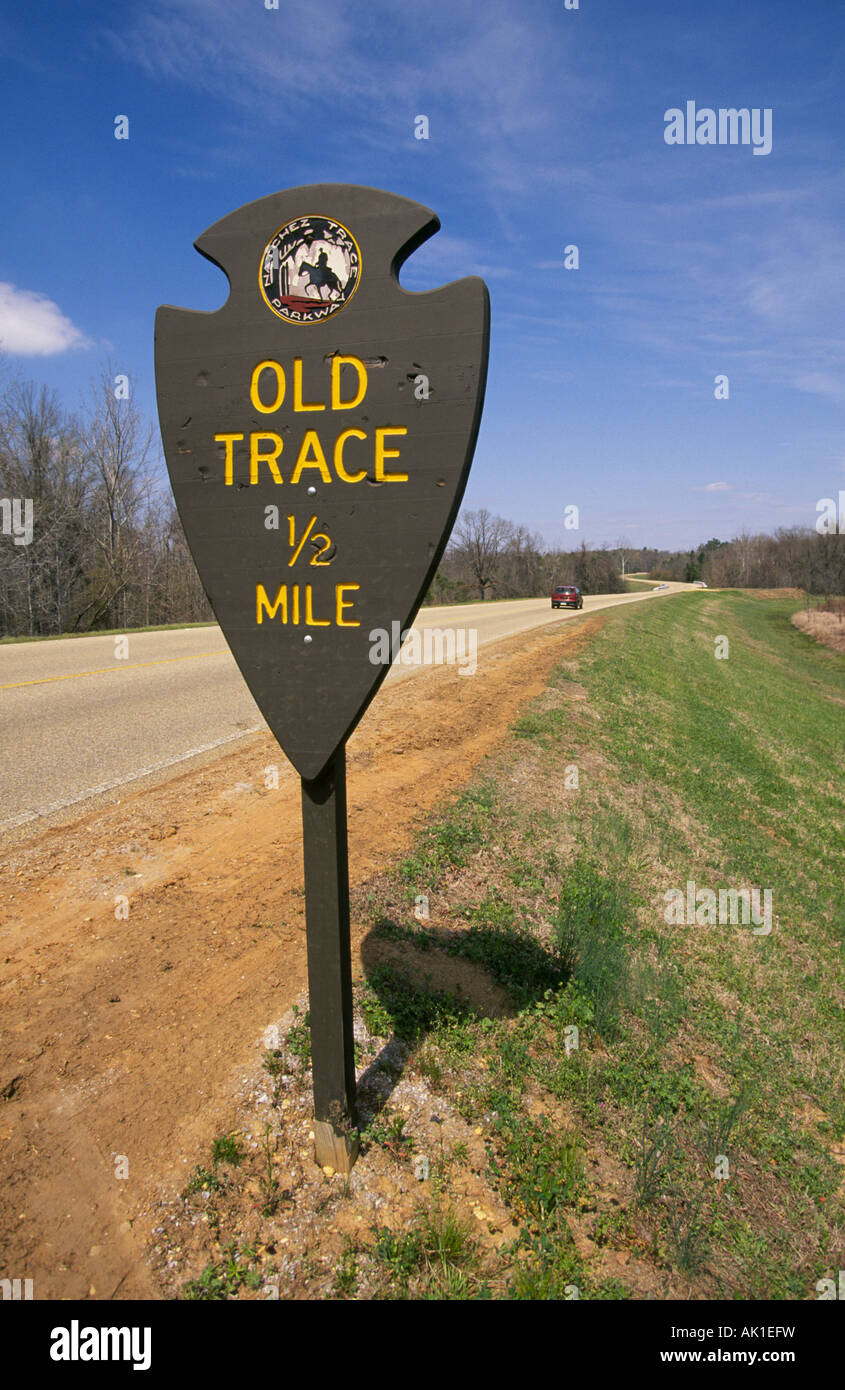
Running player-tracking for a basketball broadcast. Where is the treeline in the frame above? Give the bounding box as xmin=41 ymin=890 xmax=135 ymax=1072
xmin=432 ymin=514 xmax=844 ymax=604
xmin=431 ymin=509 xmax=625 ymax=603
xmin=647 ymin=531 xmax=845 ymax=593
xmin=0 ymin=371 xmax=210 ymax=637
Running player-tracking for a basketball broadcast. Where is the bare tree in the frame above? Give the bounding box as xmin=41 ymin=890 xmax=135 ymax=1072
xmin=615 ymin=534 xmax=632 ymax=581
xmin=0 ymin=379 xmax=90 ymax=635
xmin=0 ymin=365 xmax=216 ymax=637
xmin=500 ymin=523 xmax=545 ymax=597
xmin=80 ymin=366 xmax=154 ymax=629
xmin=452 ymin=508 xmax=513 ymax=599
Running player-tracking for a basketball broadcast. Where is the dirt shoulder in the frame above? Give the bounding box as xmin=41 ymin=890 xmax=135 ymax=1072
xmin=0 ymin=614 xmax=602 ymax=1301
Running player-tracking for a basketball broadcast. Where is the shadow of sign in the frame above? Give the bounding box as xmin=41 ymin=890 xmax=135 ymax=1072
xmin=355 ymin=920 xmax=572 ymax=1122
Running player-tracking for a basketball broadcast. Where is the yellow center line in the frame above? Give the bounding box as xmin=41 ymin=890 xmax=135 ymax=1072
xmin=0 ymin=651 xmax=229 ymax=691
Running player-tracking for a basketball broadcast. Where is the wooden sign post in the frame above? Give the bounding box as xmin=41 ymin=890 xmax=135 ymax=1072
xmin=301 ymin=750 xmax=357 ymax=1168
xmin=155 ymin=185 xmax=489 ymax=1171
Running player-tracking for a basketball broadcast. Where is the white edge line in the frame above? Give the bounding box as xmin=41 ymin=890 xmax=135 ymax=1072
xmin=1 ymin=724 xmax=265 ymax=832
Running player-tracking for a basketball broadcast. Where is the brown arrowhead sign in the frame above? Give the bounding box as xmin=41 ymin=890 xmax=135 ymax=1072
xmin=155 ymin=184 xmax=489 ymax=780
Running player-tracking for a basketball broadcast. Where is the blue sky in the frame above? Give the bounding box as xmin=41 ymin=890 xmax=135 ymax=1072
xmin=2 ymin=0 xmax=844 ymax=550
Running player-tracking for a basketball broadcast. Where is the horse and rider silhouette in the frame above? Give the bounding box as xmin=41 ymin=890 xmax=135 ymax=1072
xmin=297 ymin=248 xmax=343 ymax=299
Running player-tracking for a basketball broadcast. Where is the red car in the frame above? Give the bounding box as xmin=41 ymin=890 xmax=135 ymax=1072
xmin=551 ymin=585 xmax=583 ymax=610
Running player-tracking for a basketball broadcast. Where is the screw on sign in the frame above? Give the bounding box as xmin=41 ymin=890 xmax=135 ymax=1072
xmin=155 ymin=185 xmax=489 ymax=1171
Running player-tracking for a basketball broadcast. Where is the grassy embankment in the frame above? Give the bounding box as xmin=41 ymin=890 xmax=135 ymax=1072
xmin=182 ymin=591 xmax=844 ymax=1299
xmin=354 ymin=590 xmax=843 ymax=1296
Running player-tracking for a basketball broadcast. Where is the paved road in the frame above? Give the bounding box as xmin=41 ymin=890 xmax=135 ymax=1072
xmin=0 ymin=584 xmax=693 ymax=835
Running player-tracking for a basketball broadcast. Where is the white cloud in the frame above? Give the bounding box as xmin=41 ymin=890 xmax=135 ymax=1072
xmin=0 ymin=283 xmax=92 ymax=356
xmin=705 ymin=481 xmax=730 ymax=492
xmin=789 ymin=369 xmax=845 ymax=403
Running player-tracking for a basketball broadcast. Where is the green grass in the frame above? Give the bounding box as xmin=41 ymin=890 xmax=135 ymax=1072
xmin=361 ymin=963 xmax=478 ymax=1040
xmin=366 ymin=588 xmax=844 ymax=1299
xmin=184 ymin=1165 xmax=222 ymax=1195
xmin=285 ymin=1006 xmax=312 ymax=1065
xmin=554 ymin=854 xmax=634 ymax=1038
xmin=183 ymin=1241 xmax=263 ymax=1300
xmin=368 ymin=1191 xmax=486 ymax=1299
xmin=182 ymin=1130 xmax=246 ymax=1201
xmin=210 ymin=1133 xmax=245 ymax=1168
xmin=577 ymin=591 xmax=845 ymax=942
xmin=397 ymin=783 xmax=505 ymax=891
xmin=489 ymin=1112 xmax=583 ymax=1222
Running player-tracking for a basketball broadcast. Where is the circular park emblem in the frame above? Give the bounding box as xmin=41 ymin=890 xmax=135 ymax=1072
xmin=259 ymin=215 xmax=361 ymax=324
